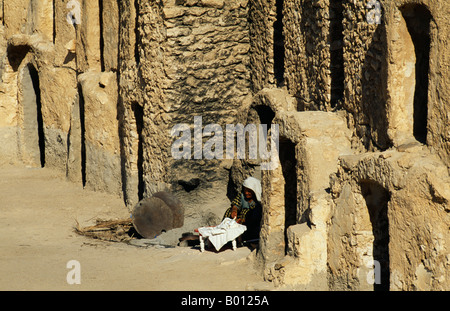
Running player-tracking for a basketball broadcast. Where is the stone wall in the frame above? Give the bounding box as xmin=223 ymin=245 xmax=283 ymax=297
xmin=136 ymin=0 xmax=169 ymax=197
xmin=233 ymin=0 xmax=450 ymax=291
xmin=164 ymin=0 xmax=251 ymax=210
xmin=117 ymin=0 xmax=142 ymax=205
xmin=283 ymin=0 xmax=334 ymax=111
xmin=78 ymin=71 xmax=121 ymax=194
xmin=329 ymin=147 xmax=450 ymax=290
xmin=340 ymin=0 xmax=386 ymax=150
xmin=0 ymin=0 xmax=121 ymax=194
xmin=118 ymin=0 xmax=252 ymax=213
xmin=342 ymin=0 xmax=450 ymax=162
xmin=252 ymin=97 xmax=354 ymax=289
xmin=250 ymin=0 xmax=344 ymax=111
xmin=0 ymin=32 xmax=78 ymax=172
xmin=164 ymin=0 xmax=250 ymax=123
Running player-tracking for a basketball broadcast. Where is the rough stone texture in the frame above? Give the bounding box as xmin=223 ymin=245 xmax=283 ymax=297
xmin=329 ymin=147 xmax=450 ymax=290
xmin=117 ymin=0 xmax=142 ymax=205
xmin=162 ymin=0 xmax=251 ymax=209
xmin=78 ymin=71 xmax=121 ymax=195
xmin=102 ymin=0 xmax=119 ymax=72
xmin=0 ymin=0 xmax=123 ymax=195
xmin=117 ymin=0 xmax=252 ymax=219
xmin=342 ymin=0 xmax=450 ymax=164
xmin=255 ymin=105 xmax=354 ymax=288
xmin=248 ymin=0 xmax=277 ymax=92
xmin=284 ymin=0 xmax=334 ymax=111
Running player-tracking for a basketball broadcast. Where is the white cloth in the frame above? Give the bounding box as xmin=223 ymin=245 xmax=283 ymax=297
xmin=198 ymin=218 xmax=247 ymax=251
xmin=243 ymin=177 xmax=262 ymax=202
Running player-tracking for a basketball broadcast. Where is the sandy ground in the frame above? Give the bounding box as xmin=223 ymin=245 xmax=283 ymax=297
xmin=0 ymin=165 xmax=269 ymax=291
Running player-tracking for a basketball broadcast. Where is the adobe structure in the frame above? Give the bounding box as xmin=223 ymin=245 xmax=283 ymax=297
xmin=0 ymin=0 xmax=449 ymax=290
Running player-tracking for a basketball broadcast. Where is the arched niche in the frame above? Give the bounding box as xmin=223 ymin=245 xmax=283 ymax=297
xmin=19 ymin=63 xmax=45 ymax=167
xmin=387 ymin=4 xmax=432 ymax=146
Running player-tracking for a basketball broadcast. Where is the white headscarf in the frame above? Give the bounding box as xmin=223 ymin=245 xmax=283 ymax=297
xmin=242 ymin=177 xmax=262 ymax=202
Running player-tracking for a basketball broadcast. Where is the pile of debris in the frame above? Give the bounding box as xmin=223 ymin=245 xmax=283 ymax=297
xmin=75 ymin=191 xmax=186 ymax=244
xmin=74 ymin=218 xmax=137 ymax=242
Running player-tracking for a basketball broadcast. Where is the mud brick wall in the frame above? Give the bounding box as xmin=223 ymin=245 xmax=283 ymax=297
xmin=118 ymin=0 xmax=252 ymax=206
xmin=118 ymin=0 xmax=142 ymax=205
xmin=163 ymin=0 xmax=251 ymax=126
xmin=341 ymin=0 xmax=387 ymax=150
xmin=253 ymin=0 xmax=337 ymax=112
xmin=341 ymin=0 xmax=450 ymax=165
xmin=284 ymin=0 xmax=333 ymax=111
xmin=248 ymin=0 xmax=276 ymax=92
xmin=137 ymin=1 xmax=170 ymax=196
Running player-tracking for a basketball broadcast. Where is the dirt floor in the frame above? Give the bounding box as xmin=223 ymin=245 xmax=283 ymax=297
xmin=0 ymin=164 xmax=270 ymax=291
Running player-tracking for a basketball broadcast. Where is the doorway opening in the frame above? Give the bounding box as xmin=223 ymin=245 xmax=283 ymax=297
xmin=360 ymin=180 xmax=390 ymax=291
xmin=132 ymin=102 xmax=144 ymax=201
xmin=255 ymin=105 xmax=276 ymax=127
xmin=21 ymin=64 xmax=45 ymax=167
xmin=279 ymin=138 xmax=297 ymax=253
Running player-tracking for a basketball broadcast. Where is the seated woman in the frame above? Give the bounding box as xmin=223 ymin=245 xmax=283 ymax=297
xmin=179 ymin=177 xmax=262 ymax=249
xmin=222 ymin=176 xmax=262 ymax=243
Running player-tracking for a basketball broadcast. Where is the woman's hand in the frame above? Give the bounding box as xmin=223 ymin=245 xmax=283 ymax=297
xmin=230 ymin=206 xmax=238 ymax=219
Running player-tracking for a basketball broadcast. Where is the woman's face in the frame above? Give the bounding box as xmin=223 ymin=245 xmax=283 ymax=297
xmin=243 ymin=187 xmax=254 ymax=201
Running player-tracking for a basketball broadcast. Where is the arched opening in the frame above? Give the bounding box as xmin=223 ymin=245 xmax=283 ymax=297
xmin=255 ymin=105 xmax=276 ymax=172
xmin=388 ymin=5 xmax=432 ymax=145
xmin=258 ymin=134 xmax=298 ymax=261
xmin=400 ymin=4 xmax=431 ymax=144
xmin=21 ymin=64 xmax=45 ymax=167
xmin=7 ymin=45 xmax=29 ymax=71
xmin=255 ymin=105 xmax=276 ymax=127
xmin=235 ymin=104 xmax=275 ymax=182
xmin=360 ymin=180 xmax=390 ymax=291
xmin=279 ymin=138 xmax=297 ymax=254
xmin=131 ymin=102 xmax=144 ymax=200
